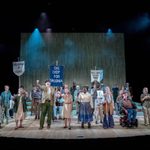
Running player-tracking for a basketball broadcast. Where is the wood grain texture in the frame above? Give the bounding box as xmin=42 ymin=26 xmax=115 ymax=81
xmin=20 ymin=33 xmax=125 ymax=90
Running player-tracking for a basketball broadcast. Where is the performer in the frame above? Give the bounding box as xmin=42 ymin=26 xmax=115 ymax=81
xmin=55 ymin=91 xmax=64 ymax=120
xmin=121 ymin=90 xmax=137 ymax=126
xmin=1 ymin=85 xmax=12 ymax=124
xmin=36 ymin=80 xmax=55 ymax=129
xmin=78 ymin=86 xmax=93 ymax=128
xmin=0 ymin=96 xmax=3 ymax=128
xmin=103 ymin=86 xmax=115 ymax=129
xmin=62 ymin=86 xmax=72 ymax=130
xmin=94 ymin=85 xmax=104 ymax=124
xmin=31 ymin=85 xmax=42 ymax=120
xmin=140 ymin=87 xmax=150 ymax=126
xmin=74 ymin=85 xmax=81 ymax=123
xmin=13 ymin=87 xmax=28 ymax=130
xmin=9 ymin=96 xmax=15 ymax=118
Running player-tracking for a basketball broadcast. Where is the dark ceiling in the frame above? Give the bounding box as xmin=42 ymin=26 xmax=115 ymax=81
xmin=0 ymin=0 xmax=150 ymax=33
xmin=0 ymin=0 xmax=150 ymax=96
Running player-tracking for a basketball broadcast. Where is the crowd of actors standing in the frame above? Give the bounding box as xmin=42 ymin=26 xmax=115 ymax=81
xmin=0 ymin=80 xmax=150 ymax=130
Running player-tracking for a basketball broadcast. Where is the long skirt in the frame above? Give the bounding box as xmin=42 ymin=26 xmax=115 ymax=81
xmin=15 ymin=102 xmax=25 ymax=121
xmin=79 ymin=102 xmax=93 ymax=123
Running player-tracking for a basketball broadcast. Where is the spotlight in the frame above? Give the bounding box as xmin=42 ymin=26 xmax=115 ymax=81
xmin=46 ymin=28 xmax=51 ymax=32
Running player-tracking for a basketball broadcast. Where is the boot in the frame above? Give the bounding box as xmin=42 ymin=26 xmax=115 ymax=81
xmin=81 ymin=122 xmax=84 ymax=128
xmin=88 ymin=122 xmax=91 ymax=128
xmin=35 ymin=115 xmax=37 ymax=120
xmin=47 ymin=124 xmax=51 ymax=129
xmin=68 ymin=125 xmax=71 ymax=130
xmin=39 ymin=126 xmax=43 ymax=130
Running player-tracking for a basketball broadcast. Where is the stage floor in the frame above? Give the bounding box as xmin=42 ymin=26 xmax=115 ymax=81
xmin=0 ymin=114 xmax=150 ymax=140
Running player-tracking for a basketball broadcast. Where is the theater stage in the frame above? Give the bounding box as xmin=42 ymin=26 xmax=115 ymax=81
xmin=0 ymin=114 xmax=150 ymax=138
xmin=0 ymin=114 xmax=150 ymax=147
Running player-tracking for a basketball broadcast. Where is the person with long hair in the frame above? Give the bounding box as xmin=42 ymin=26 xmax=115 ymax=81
xmin=13 ymin=87 xmax=28 ymax=130
xmin=103 ymin=86 xmax=115 ymax=129
xmin=62 ymin=86 xmax=72 ymax=130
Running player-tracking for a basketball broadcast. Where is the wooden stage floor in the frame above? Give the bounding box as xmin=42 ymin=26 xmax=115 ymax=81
xmin=0 ymin=115 xmax=150 ymax=148
xmin=0 ymin=115 xmax=150 ymax=140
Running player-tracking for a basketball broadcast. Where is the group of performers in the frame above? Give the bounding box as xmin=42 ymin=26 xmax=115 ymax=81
xmin=0 ymin=80 xmax=150 ymax=130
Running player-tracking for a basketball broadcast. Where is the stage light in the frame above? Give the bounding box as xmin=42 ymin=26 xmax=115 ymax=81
xmin=40 ymin=12 xmax=47 ymax=18
xmin=107 ymin=28 xmax=112 ymax=35
xmin=46 ymin=28 xmax=51 ymax=32
xmin=106 ymin=28 xmax=114 ymax=40
xmin=37 ymin=12 xmax=50 ymax=32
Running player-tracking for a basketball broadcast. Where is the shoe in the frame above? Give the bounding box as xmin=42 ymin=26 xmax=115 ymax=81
xmin=68 ymin=126 xmax=71 ymax=130
xmin=128 ymin=124 xmax=132 ymax=128
xmin=81 ymin=123 xmax=84 ymax=128
xmin=64 ymin=126 xmax=67 ymax=128
xmin=14 ymin=127 xmax=19 ymax=130
xmin=88 ymin=123 xmax=91 ymax=128
xmin=19 ymin=126 xmax=24 ymax=128
xmin=39 ymin=127 xmax=43 ymax=130
xmin=47 ymin=124 xmax=50 ymax=129
xmin=103 ymin=127 xmax=108 ymax=129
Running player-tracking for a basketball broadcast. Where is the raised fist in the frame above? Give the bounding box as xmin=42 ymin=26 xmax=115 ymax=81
xmin=36 ymin=80 xmax=39 ymax=84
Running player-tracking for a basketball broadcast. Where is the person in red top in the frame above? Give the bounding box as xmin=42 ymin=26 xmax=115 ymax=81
xmin=121 ymin=91 xmax=137 ymax=125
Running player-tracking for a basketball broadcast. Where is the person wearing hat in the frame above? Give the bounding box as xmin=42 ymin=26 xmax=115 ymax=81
xmin=36 ymin=80 xmax=55 ymax=129
xmin=121 ymin=90 xmax=137 ymax=126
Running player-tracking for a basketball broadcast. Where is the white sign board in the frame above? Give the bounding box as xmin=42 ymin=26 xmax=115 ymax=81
xmin=13 ymin=61 xmax=25 ymax=76
xmin=91 ymin=69 xmax=103 ymax=82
